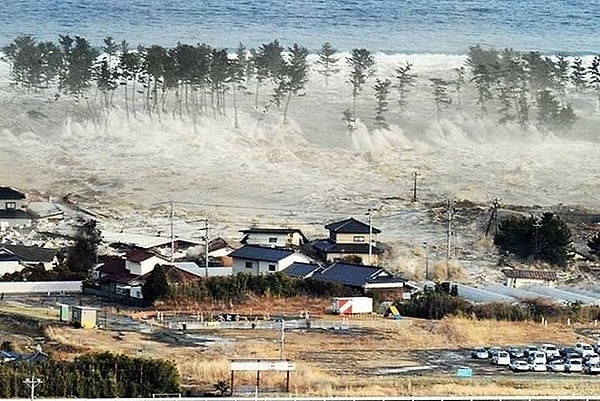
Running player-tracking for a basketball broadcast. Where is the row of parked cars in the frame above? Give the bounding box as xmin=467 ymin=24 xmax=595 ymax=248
xmin=471 ymin=342 xmax=600 ymax=374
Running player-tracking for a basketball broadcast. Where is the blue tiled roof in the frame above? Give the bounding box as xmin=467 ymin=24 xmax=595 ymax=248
xmin=314 ymin=261 xmax=386 ymax=287
xmin=324 ymin=217 xmax=381 ymax=234
xmin=0 ymin=187 xmax=25 ymax=200
xmin=312 ymin=239 xmax=384 ymax=255
xmin=283 ymin=262 xmax=322 ymax=278
xmin=229 ymin=245 xmax=295 ymax=262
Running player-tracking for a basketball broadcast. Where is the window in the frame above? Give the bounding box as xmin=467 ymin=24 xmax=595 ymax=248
xmin=5 ymin=202 xmax=16 ymax=210
xmin=353 ymin=235 xmax=365 ymax=243
xmin=268 ymin=264 xmax=276 ymax=272
xmin=245 ymin=261 xmax=253 ymax=269
xmin=268 ymin=237 xmax=278 ymax=243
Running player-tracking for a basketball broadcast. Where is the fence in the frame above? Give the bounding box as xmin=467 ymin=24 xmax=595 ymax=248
xmin=11 ymin=396 xmax=600 ymax=401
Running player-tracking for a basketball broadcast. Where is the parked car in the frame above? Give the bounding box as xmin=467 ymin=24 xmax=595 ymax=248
xmin=528 ymin=351 xmax=547 ymax=365
xmin=540 ymin=343 xmax=560 ymax=359
xmin=565 ymin=358 xmax=584 ymax=373
xmin=575 ymin=342 xmax=595 ymax=357
xmin=509 ymin=347 xmax=525 ymax=359
xmin=492 ymin=351 xmax=511 ymax=366
xmin=547 ymin=359 xmax=565 ymax=372
xmin=510 ymin=360 xmax=530 ymax=372
xmin=487 ymin=347 xmax=502 ymax=359
xmin=584 ymin=363 xmax=600 ymax=375
xmin=561 ymin=347 xmax=579 ymax=360
xmin=529 ymin=361 xmax=547 ymax=372
xmin=584 ymin=353 xmax=600 ymax=365
xmin=524 ymin=346 xmax=539 ymax=357
xmin=471 ymin=347 xmax=489 ymax=359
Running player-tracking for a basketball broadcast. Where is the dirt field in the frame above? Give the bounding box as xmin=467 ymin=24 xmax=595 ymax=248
xmin=2 ymin=296 xmax=600 ymax=396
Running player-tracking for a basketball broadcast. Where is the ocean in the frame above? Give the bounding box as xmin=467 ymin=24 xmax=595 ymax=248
xmin=0 ymin=0 xmax=598 ymax=55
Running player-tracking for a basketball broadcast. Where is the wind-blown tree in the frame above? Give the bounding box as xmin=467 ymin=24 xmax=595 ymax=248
xmin=346 ymin=48 xmax=375 ymax=119
xmin=229 ymin=44 xmax=247 ymax=128
xmin=453 ymin=66 xmax=466 ymax=112
xmin=59 ymin=35 xmax=98 ymax=99
xmin=253 ymin=40 xmax=284 ymax=109
xmin=570 ymin=57 xmax=587 ymax=92
xmin=466 ymin=45 xmax=499 ymax=114
xmin=3 ymin=35 xmax=44 ymax=90
xmin=315 ymin=42 xmax=339 ymax=86
xmin=373 ymin=78 xmax=391 ymax=130
xmin=276 ymin=43 xmax=309 ymax=124
xmin=429 ymin=78 xmax=451 ymax=119
xmin=588 ymin=55 xmax=600 ymax=112
xmin=394 ymin=62 xmax=416 ymax=116
xmin=209 ymin=48 xmax=230 ymax=115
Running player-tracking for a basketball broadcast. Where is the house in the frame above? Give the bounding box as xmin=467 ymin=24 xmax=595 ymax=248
xmin=229 ymin=245 xmax=313 ymax=275
xmin=240 ymin=227 xmax=308 ymax=249
xmin=0 ymin=187 xmax=32 ymax=229
xmin=102 ymin=230 xmax=202 ymax=260
xmin=503 ymin=269 xmax=558 ymax=288
xmin=27 ymin=201 xmax=64 ymax=221
xmin=312 ymin=217 xmax=384 ymax=264
xmin=0 ymin=244 xmax=58 ymax=275
xmin=124 ymin=249 xmax=170 ymax=275
xmin=282 ymin=262 xmax=322 ymax=279
xmin=312 ymin=261 xmax=405 ymax=291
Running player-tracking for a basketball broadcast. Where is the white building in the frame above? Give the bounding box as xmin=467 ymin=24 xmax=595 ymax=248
xmin=229 ymin=245 xmax=313 ymax=275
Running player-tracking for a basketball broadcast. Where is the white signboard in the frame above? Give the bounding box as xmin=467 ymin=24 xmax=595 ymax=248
xmin=230 ymin=360 xmax=296 ymax=371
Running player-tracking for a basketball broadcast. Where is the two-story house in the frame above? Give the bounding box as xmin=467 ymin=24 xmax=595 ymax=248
xmin=239 ymin=227 xmax=308 ymax=249
xmin=312 ymin=217 xmax=384 ymax=264
xmin=0 ymin=187 xmax=32 ymax=229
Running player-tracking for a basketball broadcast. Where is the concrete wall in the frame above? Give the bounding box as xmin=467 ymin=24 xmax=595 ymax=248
xmin=0 ymin=281 xmax=82 ymax=294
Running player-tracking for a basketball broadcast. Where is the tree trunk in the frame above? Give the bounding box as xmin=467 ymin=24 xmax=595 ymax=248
xmin=283 ymin=90 xmax=293 ymax=125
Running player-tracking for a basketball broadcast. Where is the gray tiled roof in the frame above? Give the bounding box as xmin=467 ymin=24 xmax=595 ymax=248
xmin=0 ymin=187 xmax=26 ymax=200
xmin=312 ymin=239 xmax=384 ymax=255
xmin=1 ymin=244 xmax=57 ymax=263
xmin=502 ymin=269 xmax=558 ymax=281
xmin=229 ymin=245 xmax=295 ymax=262
xmin=314 ymin=261 xmax=386 ymax=287
xmin=0 ymin=210 xmax=32 ymax=219
xmin=283 ymin=262 xmax=322 ymax=278
xmin=324 ymin=217 xmax=381 ymax=234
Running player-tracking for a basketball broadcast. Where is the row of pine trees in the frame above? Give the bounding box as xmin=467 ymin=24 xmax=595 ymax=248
xmin=2 ymin=35 xmax=600 ymax=133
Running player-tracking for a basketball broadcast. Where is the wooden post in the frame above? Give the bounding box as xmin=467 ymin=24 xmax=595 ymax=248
xmin=256 ymin=370 xmax=260 ymax=395
xmin=230 ymin=370 xmax=234 ymax=396
xmin=286 ymin=370 xmax=290 ymax=392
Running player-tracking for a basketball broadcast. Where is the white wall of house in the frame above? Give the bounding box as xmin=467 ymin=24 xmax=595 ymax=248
xmin=126 ymin=256 xmax=168 ymax=275
xmin=0 ymin=261 xmax=24 ymax=276
xmin=506 ymin=277 xmax=556 ymax=288
xmin=333 ymin=232 xmax=378 ymax=244
xmin=232 ymin=253 xmax=312 ymax=275
xmin=1 ymin=199 xmax=26 ymax=211
xmin=0 ymin=217 xmax=32 ymax=230
xmin=244 ymin=232 xmax=303 ymax=248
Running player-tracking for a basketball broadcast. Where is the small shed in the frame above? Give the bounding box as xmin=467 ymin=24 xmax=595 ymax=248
xmin=72 ymin=306 xmax=97 ymax=329
xmin=58 ymin=304 xmax=70 ymax=322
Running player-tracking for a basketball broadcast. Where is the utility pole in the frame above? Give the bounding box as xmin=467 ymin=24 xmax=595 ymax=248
xmin=203 ymin=219 xmax=210 ymax=278
xmin=367 ymin=208 xmax=373 ymax=265
xmin=446 ymin=199 xmax=454 ymax=273
xmin=23 ymin=373 xmax=42 ymax=401
xmin=412 ymin=171 xmax=420 ymax=202
xmin=533 ymin=218 xmax=542 ymax=255
xmin=423 ymin=241 xmax=429 ymax=280
xmin=278 ymin=319 xmax=285 ymax=360
xmin=169 ymin=201 xmax=174 ymax=262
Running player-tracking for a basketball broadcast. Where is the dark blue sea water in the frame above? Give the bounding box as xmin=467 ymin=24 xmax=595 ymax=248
xmin=0 ymin=0 xmax=598 ymax=54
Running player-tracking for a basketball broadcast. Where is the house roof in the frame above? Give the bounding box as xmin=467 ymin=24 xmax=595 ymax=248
xmin=0 ymin=187 xmax=26 ymax=200
xmin=314 ymin=261 xmax=388 ymax=287
xmin=502 ymin=269 xmax=558 ymax=281
xmin=0 ymin=244 xmax=57 ymax=263
xmin=125 ymin=249 xmax=163 ymax=263
xmin=99 ymin=272 xmax=141 ymax=285
xmin=324 ymin=217 xmax=381 ymax=234
xmin=229 ymin=245 xmax=296 ymax=262
xmin=282 ymin=262 xmax=322 ymax=278
xmin=97 ymin=257 xmax=127 ymax=275
xmin=208 ymin=237 xmax=232 ymax=253
xmin=0 ymin=210 xmax=32 ymax=220
xmin=103 ymin=231 xmax=202 ymax=250
xmin=312 ymin=239 xmax=385 ymax=255
xmin=240 ymin=227 xmax=306 ymax=236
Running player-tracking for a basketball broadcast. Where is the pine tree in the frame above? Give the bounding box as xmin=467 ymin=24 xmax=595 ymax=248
xmin=142 ymin=266 xmax=170 ymax=304
xmin=453 ymin=66 xmax=466 ymax=111
xmin=429 ymin=78 xmax=451 ymax=119
xmin=346 ymin=48 xmax=375 ymax=119
xmin=570 ymin=56 xmax=587 ymax=92
xmin=373 ymin=78 xmax=391 ymax=130
xmin=394 ymin=62 xmax=416 ymax=115
xmin=588 ymin=55 xmax=600 ymax=112
xmin=278 ymin=43 xmax=309 ymax=124
xmin=315 ymin=42 xmax=340 ymax=86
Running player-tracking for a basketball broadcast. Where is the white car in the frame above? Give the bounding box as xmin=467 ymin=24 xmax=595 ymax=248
xmin=510 ymin=360 xmax=530 ymax=372
xmin=584 ymin=363 xmax=600 ymax=375
xmin=575 ymin=342 xmax=595 ymax=358
xmin=471 ymin=347 xmax=489 ymax=359
xmin=528 ymin=351 xmax=547 ymax=365
xmin=565 ymin=358 xmax=584 ymax=372
xmin=493 ymin=351 xmax=511 ymax=366
xmin=547 ymin=359 xmax=565 ymax=372
xmin=540 ymin=343 xmax=560 ymax=359
xmin=529 ymin=361 xmax=547 ymax=372
xmin=585 ymin=353 xmax=600 ymax=365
